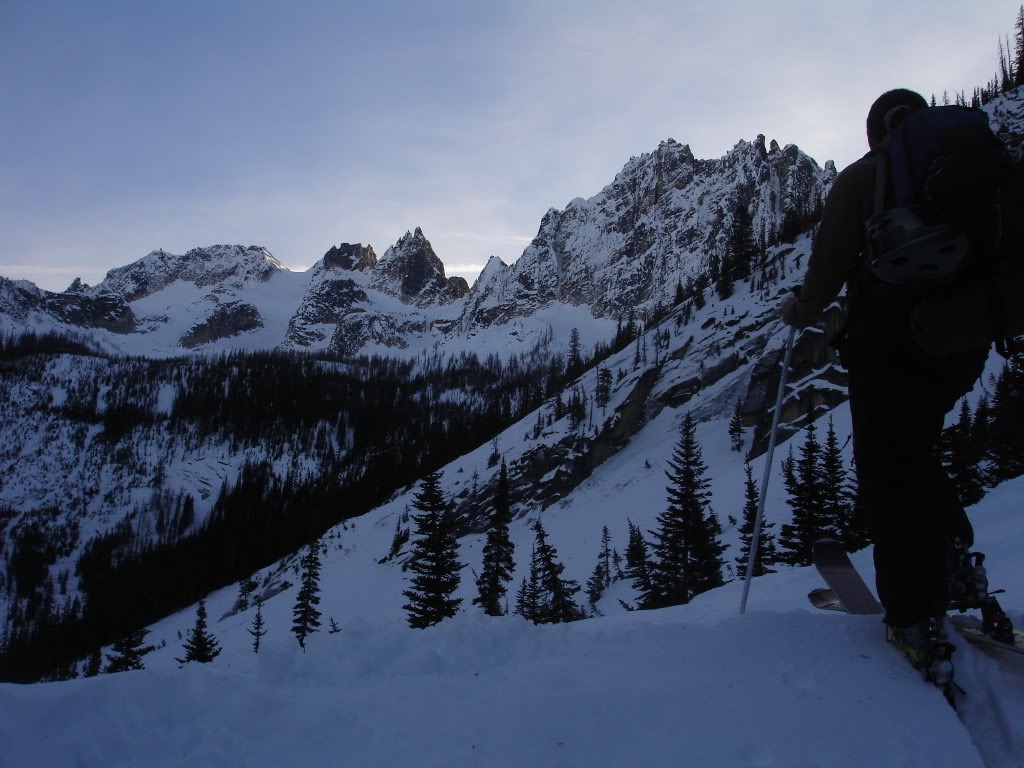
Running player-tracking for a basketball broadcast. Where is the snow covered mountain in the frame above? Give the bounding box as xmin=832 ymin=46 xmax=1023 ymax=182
xmin=1 ymin=86 xmax=1024 ymax=768
xmin=0 ymin=133 xmax=832 ymax=361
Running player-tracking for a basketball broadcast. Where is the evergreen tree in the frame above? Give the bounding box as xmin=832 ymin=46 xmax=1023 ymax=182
xmin=623 ymin=519 xmax=654 ymax=605
xmin=249 ymin=599 xmax=267 ymax=654
xmin=513 ymin=552 xmax=543 ymax=624
xmin=777 ymin=423 xmax=828 ymax=566
xmin=176 ymin=599 xmax=222 ymax=664
xmin=566 ymin=327 xmax=584 ymax=380
xmin=84 ymin=647 xmax=103 ymax=677
xmin=727 ymin=201 xmax=758 ymax=283
xmin=728 ymin=399 xmax=744 ymax=452
xmin=987 ymin=355 xmax=1024 ymax=481
xmin=292 ymin=541 xmax=323 ymax=650
xmin=819 ymin=417 xmax=854 ymax=547
xmin=1016 ymin=5 xmax=1024 ymax=87
xmin=735 ymin=462 xmax=777 ymax=578
xmin=473 ymin=461 xmax=515 ymax=616
xmin=585 ymin=526 xmax=614 ymax=606
xmin=105 ymin=628 xmax=154 ymax=673
xmin=596 ymin=366 xmax=613 ymax=409
xmin=647 ymin=413 xmax=726 ymax=607
xmin=529 ymin=519 xmax=584 ymax=623
xmin=942 ymin=398 xmax=986 ymax=508
xmin=402 ymin=472 xmax=464 ymax=629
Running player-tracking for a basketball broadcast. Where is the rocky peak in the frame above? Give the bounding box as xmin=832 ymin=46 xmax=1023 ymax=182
xmin=92 ymin=245 xmax=285 ymax=302
xmin=322 ymin=243 xmax=377 ymax=272
xmin=371 ymin=228 xmax=468 ymax=306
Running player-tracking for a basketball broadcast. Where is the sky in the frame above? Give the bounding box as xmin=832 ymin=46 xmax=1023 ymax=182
xmin=1 ymin=0 xmax=1019 ymax=292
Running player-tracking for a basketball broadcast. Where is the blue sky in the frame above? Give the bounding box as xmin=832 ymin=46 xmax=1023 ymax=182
xmin=1 ymin=0 xmax=1018 ymax=291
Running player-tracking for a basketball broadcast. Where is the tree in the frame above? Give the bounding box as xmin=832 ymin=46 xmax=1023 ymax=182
xmin=526 ymin=519 xmax=584 ymax=624
xmin=473 ymin=461 xmax=515 ymax=616
xmin=777 ymin=422 xmax=829 ymax=566
xmin=84 ymin=647 xmax=103 ymax=677
xmin=105 ymin=628 xmax=154 ymax=673
xmin=249 ymin=599 xmax=267 ymax=654
xmin=735 ymin=462 xmax=777 ymax=578
xmin=623 ymin=519 xmax=654 ymax=606
xmin=987 ymin=355 xmax=1024 ymax=481
xmin=596 ymin=366 xmax=613 ymax=409
xmin=1016 ymin=5 xmax=1024 ymax=87
xmin=819 ymin=417 xmax=859 ymax=549
xmin=513 ymin=551 xmax=543 ymax=623
xmin=176 ymin=599 xmax=222 ymax=664
xmin=402 ymin=472 xmax=464 ymax=628
xmin=728 ymin=399 xmax=744 ymax=452
xmin=292 ymin=541 xmax=323 ymax=650
xmin=647 ymin=413 xmax=725 ymax=607
xmin=566 ymin=327 xmax=584 ymax=380
xmin=585 ymin=526 xmax=614 ymax=606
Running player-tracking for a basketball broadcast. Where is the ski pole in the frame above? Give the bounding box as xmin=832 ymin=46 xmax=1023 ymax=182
xmin=739 ymin=324 xmax=796 ymax=615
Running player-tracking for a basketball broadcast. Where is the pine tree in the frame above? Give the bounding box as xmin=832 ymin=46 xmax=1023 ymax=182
xmin=728 ymin=399 xmax=744 ymax=452
xmin=1016 ymin=5 xmax=1024 ymax=87
xmin=624 ymin=519 xmax=655 ymax=606
xmin=529 ymin=519 xmax=584 ymax=623
xmin=647 ymin=413 xmax=726 ymax=608
xmin=585 ymin=526 xmax=614 ymax=606
xmin=735 ymin=462 xmax=777 ymax=578
xmin=292 ymin=541 xmax=323 ymax=650
xmin=248 ymin=599 xmax=267 ymax=654
xmin=402 ymin=472 xmax=464 ymax=629
xmin=819 ymin=417 xmax=854 ymax=547
xmin=105 ymin=628 xmax=154 ymax=673
xmin=473 ymin=461 xmax=515 ymax=616
xmin=987 ymin=355 xmax=1024 ymax=481
xmin=176 ymin=599 xmax=222 ymax=664
xmin=596 ymin=366 xmax=613 ymax=409
xmin=777 ymin=422 xmax=828 ymax=566
xmin=84 ymin=647 xmax=103 ymax=677
xmin=942 ymin=398 xmax=986 ymax=508
xmin=566 ymin=327 xmax=584 ymax=380
xmin=513 ymin=554 xmax=543 ymax=624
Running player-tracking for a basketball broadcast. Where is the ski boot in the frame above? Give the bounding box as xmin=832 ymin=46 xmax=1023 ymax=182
xmin=946 ymin=538 xmax=1015 ymax=644
xmin=888 ymin=617 xmax=959 ymax=706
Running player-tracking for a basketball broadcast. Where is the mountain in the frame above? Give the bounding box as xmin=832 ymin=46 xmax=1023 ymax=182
xmin=1 ymin=87 xmax=1022 ymax=694
xmin=0 ymin=135 xmax=832 ymax=361
xmin=2 ymin=400 xmax=1022 ymax=767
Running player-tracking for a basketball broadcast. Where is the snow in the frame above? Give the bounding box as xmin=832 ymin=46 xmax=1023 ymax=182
xmin=2 ymin=396 xmax=1023 ymax=767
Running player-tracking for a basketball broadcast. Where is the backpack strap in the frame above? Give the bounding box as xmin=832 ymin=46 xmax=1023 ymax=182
xmin=873 ymin=148 xmax=888 ymax=217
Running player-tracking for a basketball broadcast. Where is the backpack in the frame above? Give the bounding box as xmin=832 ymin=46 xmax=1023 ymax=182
xmin=864 ymin=104 xmax=1024 ymax=357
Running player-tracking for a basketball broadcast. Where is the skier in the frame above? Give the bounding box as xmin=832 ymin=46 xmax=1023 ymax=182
xmin=780 ymin=89 xmax=1002 ymax=681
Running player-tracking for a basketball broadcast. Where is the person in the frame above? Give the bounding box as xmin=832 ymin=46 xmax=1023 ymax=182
xmin=781 ymin=89 xmax=994 ymax=674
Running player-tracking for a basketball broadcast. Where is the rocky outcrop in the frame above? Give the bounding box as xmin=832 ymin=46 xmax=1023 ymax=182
xmin=180 ymin=303 xmax=263 ymax=348
xmin=323 ymin=243 xmax=377 ymax=272
xmin=371 ymin=228 xmax=468 ymax=306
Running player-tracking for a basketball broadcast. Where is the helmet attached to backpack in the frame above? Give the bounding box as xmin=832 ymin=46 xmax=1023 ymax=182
xmin=865 ymin=207 xmax=970 ymax=285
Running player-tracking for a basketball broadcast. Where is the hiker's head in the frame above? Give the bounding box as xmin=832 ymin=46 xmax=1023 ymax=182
xmin=866 ymin=89 xmax=929 ymax=150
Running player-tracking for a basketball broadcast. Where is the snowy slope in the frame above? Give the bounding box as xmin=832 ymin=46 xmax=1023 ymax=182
xmin=2 ymin=370 xmax=1023 ymax=768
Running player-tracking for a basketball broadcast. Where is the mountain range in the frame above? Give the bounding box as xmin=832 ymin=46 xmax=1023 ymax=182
xmin=1 ymin=87 xmax=1023 ymax=688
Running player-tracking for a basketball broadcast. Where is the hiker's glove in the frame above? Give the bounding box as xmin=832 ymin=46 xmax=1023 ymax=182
xmin=781 ymin=296 xmax=818 ymax=328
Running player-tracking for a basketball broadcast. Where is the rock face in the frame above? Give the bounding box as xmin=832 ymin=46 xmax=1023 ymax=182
xmin=458 ymin=137 xmax=835 ymax=333
xmin=323 ymin=243 xmax=377 ymax=272
xmin=371 ymin=228 xmax=469 ymax=306
xmin=180 ymin=303 xmax=263 ymax=348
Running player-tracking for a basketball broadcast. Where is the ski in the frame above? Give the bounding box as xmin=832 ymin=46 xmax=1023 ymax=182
xmin=807 ymin=538 xmax=1024 ymax=655
xmin=810 ymin=539 xmax=883 ymax=615
xmin=947 ymin=613 xmax=1024 ymax=655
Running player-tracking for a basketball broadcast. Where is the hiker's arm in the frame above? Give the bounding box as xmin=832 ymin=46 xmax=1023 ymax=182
xmin=784 ymin=157 xmax=875 ymax=326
